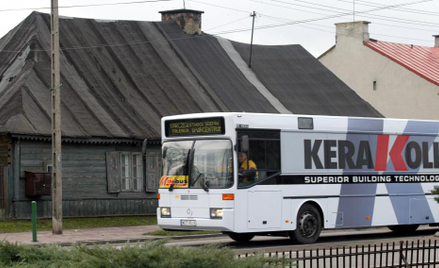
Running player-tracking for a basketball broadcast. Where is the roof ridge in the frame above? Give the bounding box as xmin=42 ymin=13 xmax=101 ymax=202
xmin=366 ymin=39 xmax=433 ymax=49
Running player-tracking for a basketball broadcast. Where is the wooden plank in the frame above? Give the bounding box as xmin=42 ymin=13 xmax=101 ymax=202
xmin=145 ymin=151 xmax=161 ymax=192
xmin=0 ymin=166 xmax=4 ymax=209
xmin=106 ymin=152 xmax=121 ymax=193
xmin=14 ymin=140 xmax=20 ymax=205
xmin=4 ymin=167 xmax=9 ymax=218
xmin=61 ymin=160 xmax=105 ymax=166
xmin=21 ymin=160 xmax=45 ymax=167
xmin=62 ymin=167 xmax=107 ymax=173
xmin=20 ymin=154 xmax=51 ymax=161
xmin=13 ymin=198 xmax=158 ymax=218
xmin=0 ymin=136 xmax=11 ymax=167
xmin=14 ymin=141 xmax=160 ymax=218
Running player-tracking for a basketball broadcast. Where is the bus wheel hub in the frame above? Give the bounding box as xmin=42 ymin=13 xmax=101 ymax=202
xmin=300 ymin=212 xmax=317 ymax=237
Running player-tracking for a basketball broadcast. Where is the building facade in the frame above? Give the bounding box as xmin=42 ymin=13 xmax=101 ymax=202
xmin=319 ymin=21 xmax=439 ymax=120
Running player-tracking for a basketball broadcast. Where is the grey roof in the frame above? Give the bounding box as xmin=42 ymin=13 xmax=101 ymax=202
xmin=0 ymin=12 xmax=382 ymax=141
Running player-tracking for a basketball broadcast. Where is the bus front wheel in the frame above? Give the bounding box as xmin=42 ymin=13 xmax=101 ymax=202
xmin=289 ymin=203 xmax=322 ymax=244
xmin=226 ymin=232 xmax=255 ymax=243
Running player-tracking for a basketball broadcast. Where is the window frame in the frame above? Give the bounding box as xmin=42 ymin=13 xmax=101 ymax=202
xmin=161 ymin=138 xmax=235 ymax=190
xmin=236 ymin=129 xmax=281 ymax=189
xmin=120 ymin=152 xmax=144 ymax=192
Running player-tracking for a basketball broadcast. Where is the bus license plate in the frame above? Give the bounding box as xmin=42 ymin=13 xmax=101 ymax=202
xmin=181 ymin=220 xmax=196 ymax=227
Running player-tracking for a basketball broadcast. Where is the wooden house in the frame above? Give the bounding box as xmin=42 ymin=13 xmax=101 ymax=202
xmin=0 ymin=11 xmax=381 ymax=219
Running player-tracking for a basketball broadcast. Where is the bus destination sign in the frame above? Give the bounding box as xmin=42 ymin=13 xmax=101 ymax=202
xmin=165 ymin=117 xmax=225 ymax=137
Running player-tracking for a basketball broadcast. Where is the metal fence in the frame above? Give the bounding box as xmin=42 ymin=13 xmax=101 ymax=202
xmin=237 ymin=239 xmax=439 ymax=267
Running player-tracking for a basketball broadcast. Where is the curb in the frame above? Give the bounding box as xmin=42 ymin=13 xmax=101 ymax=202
xmin=29 ymin=233 xmax=227 ymax=247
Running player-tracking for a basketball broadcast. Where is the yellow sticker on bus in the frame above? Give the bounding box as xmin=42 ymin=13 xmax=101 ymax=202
xmin=159 ymin=175 xmax=189 ymax=188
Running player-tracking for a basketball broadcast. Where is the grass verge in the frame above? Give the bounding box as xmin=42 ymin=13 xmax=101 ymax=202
xmin=144 ymin=230 xmax=221 ymax=236
xmin=0 ymin=216 xmax=157 ymax=234
xmin=0 ymin=240 xmax=293 ymax=268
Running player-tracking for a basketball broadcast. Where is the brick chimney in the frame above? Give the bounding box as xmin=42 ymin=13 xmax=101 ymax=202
xmin=335 ymin=21 xmax=371 ymax=44
xmin=434 ymin=35 xmax=439 ymax=47
xmin=159 ymin=9 xmax=204 ymax=35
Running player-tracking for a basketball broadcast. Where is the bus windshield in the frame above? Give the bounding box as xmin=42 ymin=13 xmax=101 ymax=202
xmin=162 ymin=140 xmax=233 ymax=189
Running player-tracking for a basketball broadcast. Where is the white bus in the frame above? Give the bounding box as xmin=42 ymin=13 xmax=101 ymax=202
xmin=157 ymin=112 xmax=439 ymax=243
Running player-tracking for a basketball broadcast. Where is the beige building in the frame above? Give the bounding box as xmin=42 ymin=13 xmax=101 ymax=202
xmin=319 ymin=21 xmax=439 ymax=120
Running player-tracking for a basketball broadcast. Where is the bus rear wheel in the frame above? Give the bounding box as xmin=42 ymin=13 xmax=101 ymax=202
xmin=290 ymin=204 xmax=322 ymax=244
xmin=388 ymin=224 xmax=419 ymax=233
xmin=226 ymin=232 xmax=255 ymax=243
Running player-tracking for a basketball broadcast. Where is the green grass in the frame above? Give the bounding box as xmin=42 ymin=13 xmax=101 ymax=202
xmin=0 ymin=240 xmax=293 ymax=267
xmin=144 ymin=230 xmax=221 ymax=236
xmin=0 ymin=216 xmax=157 ymax=234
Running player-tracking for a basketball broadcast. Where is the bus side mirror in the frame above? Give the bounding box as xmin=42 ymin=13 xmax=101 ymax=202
xmin=241 ymin=135 xmax=249 ymax=152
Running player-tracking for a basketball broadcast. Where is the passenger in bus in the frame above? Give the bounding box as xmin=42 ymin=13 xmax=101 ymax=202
xmin=238 ymin=152 xmax=257 ymax=184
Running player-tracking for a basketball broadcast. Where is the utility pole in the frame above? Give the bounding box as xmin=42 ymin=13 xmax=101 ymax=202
xmin=353 ymin=0 xmax=356 ymax=22
xmin=248 ymin=11 xmax=256 ymax=68
xmin=51 ymin=0 xmax=63 ymax=235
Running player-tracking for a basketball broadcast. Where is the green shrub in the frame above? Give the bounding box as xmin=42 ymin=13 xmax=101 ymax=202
xmin=432 ymin=186 xmax=439 ymax=203
xmin=0 ymin=240 xmax=293 ymax=267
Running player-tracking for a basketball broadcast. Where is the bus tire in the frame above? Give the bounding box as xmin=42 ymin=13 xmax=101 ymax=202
xmin=227 ymin=232 xmax=255 ymax=243
xmin=289 ymin=203 xmax=322 ymax=244
xmin=388 ymin=224 xmax=419 ymax=233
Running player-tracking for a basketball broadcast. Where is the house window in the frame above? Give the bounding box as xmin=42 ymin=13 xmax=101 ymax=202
xmin=106 ymin=150 xmax=162 ymax=193
xmin=120 ymin=152 xmax=143 ymax=192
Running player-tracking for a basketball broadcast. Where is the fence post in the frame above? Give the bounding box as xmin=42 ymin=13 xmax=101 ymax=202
xmin=399 ymin=241 xmax=410 ymax=268
xmin=31 ymin=201 xmax=37 ymax=242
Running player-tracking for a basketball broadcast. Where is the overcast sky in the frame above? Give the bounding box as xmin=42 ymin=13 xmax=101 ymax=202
xmin=1 ymin=0 xmax=438 ymax=57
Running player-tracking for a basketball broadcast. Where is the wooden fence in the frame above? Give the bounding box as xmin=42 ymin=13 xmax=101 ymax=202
xmin=237 ymin=239 xmax=439 ymax=267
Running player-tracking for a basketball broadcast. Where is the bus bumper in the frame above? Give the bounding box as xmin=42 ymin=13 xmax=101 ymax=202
xmin=157 ymin=208 xmax=234 ymax=232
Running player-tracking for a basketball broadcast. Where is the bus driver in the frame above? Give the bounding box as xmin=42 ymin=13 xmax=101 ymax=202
xmin=238 ymin=152 xmax=257 ymax=184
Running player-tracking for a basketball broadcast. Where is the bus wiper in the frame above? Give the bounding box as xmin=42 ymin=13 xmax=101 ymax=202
xmin=191 ymin=173 xmax=209 ymax=192
xmin=191 ymin=172 xmax=203 ymax=187
xmin=201 ymin=179 xmax=209 ymax=192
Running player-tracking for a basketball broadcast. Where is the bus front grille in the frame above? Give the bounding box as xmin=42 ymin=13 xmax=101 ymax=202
xmin=181 ymin=195 xmax=198 ymax=200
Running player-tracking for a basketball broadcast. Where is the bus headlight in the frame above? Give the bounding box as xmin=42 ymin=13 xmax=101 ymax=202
xmin=210 ymin=208 xmax=223 ymax=219
xmin=161 ymin=207 xmax=171 ymax=218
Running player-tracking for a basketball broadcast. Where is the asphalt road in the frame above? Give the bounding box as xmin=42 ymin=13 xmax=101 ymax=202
xmin=165 ymin=225 xmax=439 ymax=254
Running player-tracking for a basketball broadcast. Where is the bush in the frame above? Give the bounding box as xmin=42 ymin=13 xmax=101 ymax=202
xmin=0 ymin=240 xmax=293 ymax=267
xmin=432 ymin=186 xmax=439 ymax=203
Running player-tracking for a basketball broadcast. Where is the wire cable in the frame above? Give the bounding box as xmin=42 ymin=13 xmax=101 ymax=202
xmin=0 ymin=0 xmax=435 ymax=53
xmin=336 ymin=0 xmax=439 ymax=16
xmin=211 ymin=0 xmax=433 ymax=36
xmin=0 ymin=0 xmax=172 ymax=13
xmin=205 ymin=16 xmax=250 ymax=31
xmin=259 ymin=13 xmax=431 ymax=44
xmin=256 ymin=0 xmax=439 ymax=29
xmin=189 ymin=0 xmax=250 ymax=14
xmin=268 ymin=0 xmax=438 ymax=27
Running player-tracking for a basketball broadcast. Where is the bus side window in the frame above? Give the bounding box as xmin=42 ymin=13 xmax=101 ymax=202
xmin=237 ymin=130 xmax=280 ymax=186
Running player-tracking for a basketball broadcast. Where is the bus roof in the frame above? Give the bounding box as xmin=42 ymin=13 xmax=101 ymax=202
xmin=162 ymin=112 xmax=439 ymax=137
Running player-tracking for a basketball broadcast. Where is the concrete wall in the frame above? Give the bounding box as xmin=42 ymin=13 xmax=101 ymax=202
xmin=319 ymin=22 xmax=439 ymax=120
